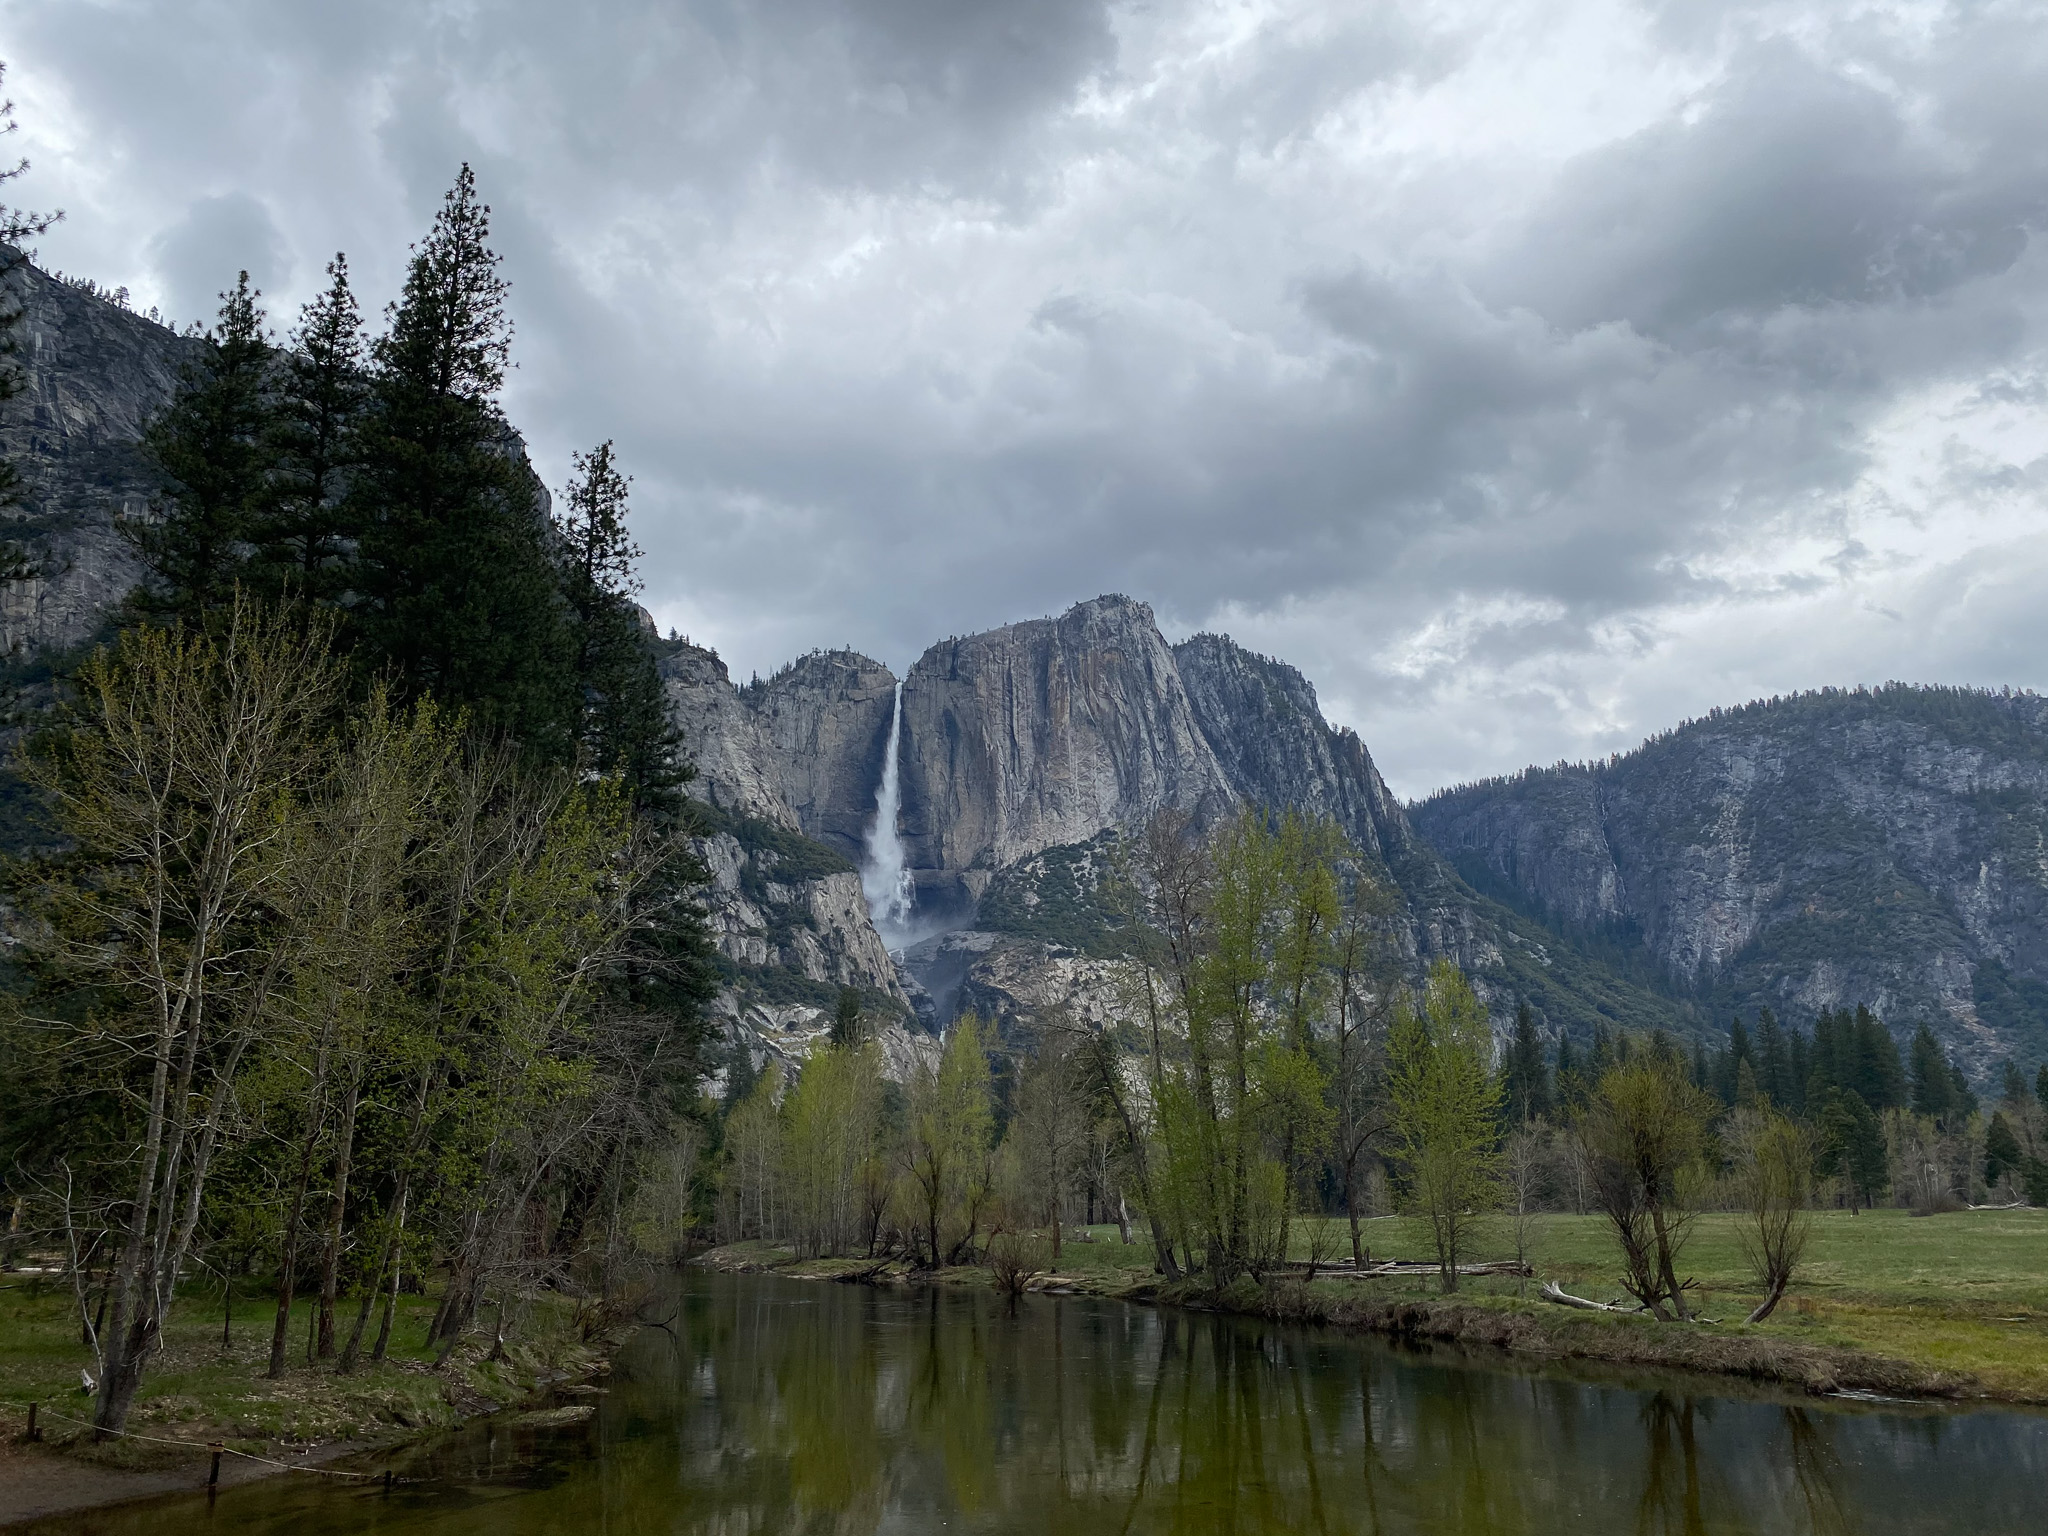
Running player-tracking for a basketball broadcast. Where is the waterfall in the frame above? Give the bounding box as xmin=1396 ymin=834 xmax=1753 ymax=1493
xmin=860 ymin=681 xmax=916 ymax=951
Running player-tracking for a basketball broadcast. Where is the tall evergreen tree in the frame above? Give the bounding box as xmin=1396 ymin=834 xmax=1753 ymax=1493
xmin=349 ymin=165 xmax=574 ymax=756
xmin=1850 ymin=1006 xmax=1906 ymax=1111
xmin=1553 ymin=1034 xmax=1582 ymax=1112
xmin=554 ymin=440 xmax=680 ymax=802
xmin=1754 ymin=1007 xmax=1789 ymax=1108
xmin=1784 ymin=1021 xmax=1810 ymax=1116
xmin=1909 ymin=1023 xmax=1957 ymax=1124
xmin=133 ymin=273 xmax=272 ymax=623
xmin=1817 ymin=1088 xmax=1888 ymax=1213
xmin=1501 ymin=999 xmax=1549 ymax=1124
xmin=248 ymin=253 xmax=363 ymax=605
xmin=1985 ymin=1113 xmax=2023 ymax=1188
xmin=1717 ymin=1016 xmax=1753 ymax=1105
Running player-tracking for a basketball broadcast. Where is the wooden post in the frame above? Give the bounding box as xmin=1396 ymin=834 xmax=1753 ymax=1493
xmin=383 ymin=1469 xmax=393 ymax=1495
xmin=26 ymin=1401 xmax=38 ymax=1441
xmin=208 ymin=1444 xmax=224 ymax=1488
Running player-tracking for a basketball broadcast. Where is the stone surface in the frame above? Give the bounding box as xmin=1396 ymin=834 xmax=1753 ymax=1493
xmin=745 ymin=650 xmax=898 ymax=859
xmin=706 ymin=999 xmax=939 ymax=1091
xmin=1173 ymin=631 xmax=1407 ymax=865
xmin=1411 ymin=687 xmax=2048 ymax=1070
xmin=897 ymin=595 xmax=1236 ymax=876
xmin=692 ymin=829 xmax=907 ymax=1001
xmin=660 ymin=642 xmax=897 ymax=859
xmin=0 ymin=250 xmax=202 ymax=654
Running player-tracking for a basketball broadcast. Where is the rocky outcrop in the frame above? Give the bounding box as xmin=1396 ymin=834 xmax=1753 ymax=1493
xmin=1172 ymin=633 xmax=1408 ymax=866
xmin=0 ymin=250 xmax=202 ymax=654
xmin=693 ymin=829 xmax=905 ymax=1001
xmin=660 ymin=642 xmax=896 ymax=859
xmin=744 ymin=650 xmax=897 ymax=860
xmin=707 ymin=1000 xmax=939 ymax=1092
xmin=897 ymin=596 xmax=1235 ymax=879
xmin=1411 ymin=686 xmax=2048 ymax=1071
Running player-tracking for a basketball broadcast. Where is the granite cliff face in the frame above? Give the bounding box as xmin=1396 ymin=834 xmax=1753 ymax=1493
xmin=0 ymin=250 xmax=202 ymax=654
xmin=1411 ymin=687 xmax=2048 ymax=1071
xmin=661 ymin=596 xmax=1693 ymax=1046
xmin=896 ymin=597 xmax=1235 ymax=886
xmin=659 ymin=642 xmax=896 ymax=858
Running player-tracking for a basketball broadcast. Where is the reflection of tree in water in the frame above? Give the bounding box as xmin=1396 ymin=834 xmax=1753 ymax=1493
xmin=1784 ymin=1408 xmax=1852 ymax=1536
xmin=907 ymin=1285 xmax=996 ymax=1516
xmin=771 ymin=1289 xmax=887 ymax=1529
xmin=649 ymin=1278 xmax=1997 ymax=1536
xmin=1633 ymin=1393 xmax=1706 ymax=1536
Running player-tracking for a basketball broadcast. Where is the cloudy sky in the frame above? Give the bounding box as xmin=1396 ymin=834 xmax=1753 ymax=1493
xmin=5 ymin=0 xmax=2045 ymax=797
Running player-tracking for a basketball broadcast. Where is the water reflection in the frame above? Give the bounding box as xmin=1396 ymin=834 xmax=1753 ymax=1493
xmin=20 ymin=1272 xmax=2048 ymax=1535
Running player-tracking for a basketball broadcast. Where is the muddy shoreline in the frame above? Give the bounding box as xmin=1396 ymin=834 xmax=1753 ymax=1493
xmin=693 ymin=1245 xmax=2017 ymax=1408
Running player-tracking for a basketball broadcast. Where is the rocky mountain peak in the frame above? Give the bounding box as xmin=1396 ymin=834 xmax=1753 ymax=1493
xmin=896 ymin=594 xmax=1234 ymax=881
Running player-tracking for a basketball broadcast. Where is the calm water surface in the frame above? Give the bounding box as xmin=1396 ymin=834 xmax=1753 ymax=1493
xmin=27 ymin=1270 xmax=2048 ymax=1535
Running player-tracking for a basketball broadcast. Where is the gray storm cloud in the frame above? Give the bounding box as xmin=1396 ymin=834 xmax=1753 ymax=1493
xmin=4 ymin=0 xmax=2043 ymax=795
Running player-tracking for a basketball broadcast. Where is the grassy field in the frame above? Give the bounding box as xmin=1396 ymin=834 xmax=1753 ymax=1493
xmin=714 ymin=1205 xmax=2048 ymax=1400
xmin=0 ymin=1273 xmax=597 ymax=1464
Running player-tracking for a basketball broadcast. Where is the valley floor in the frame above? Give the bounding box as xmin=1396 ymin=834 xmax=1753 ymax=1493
xmin=701 ymin=1206 xmax=2048 ymax=1405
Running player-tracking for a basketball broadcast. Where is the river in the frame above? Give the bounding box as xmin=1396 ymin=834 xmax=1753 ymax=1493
xmin=22 ymin=1270 xmax=2048 ymax=1534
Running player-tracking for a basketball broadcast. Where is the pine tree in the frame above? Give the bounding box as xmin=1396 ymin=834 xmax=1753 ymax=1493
xmin=1590 ymin=1023 xmax=1613 ymax=1081
xmin=1817 ymin=1089 xmax=1888 ymax=1212
xmin=831 ymin=986 xmax=866 ymax=1049
xmin=1852 ymin=1007 xmax=1906 ymax=1111
xmin=1717 ymin=1016 xmax=1753 ymax=1105
xmin=1785 ymin=1022 xmax=1810 ymax=1117
xmin=349 ymin=165 xmax=575 ymax=757
xmin=133 ymin=273 xmax=273 ymax=623
xmin=1502 ymin=999 xmax=1548 ymax=1124
xmin=1553 ymin=1034 xmax=1581 ymax=1112
xmin=247 ymin=254 xmax=363 ymax=605
xmin=1947 ymin=1053 xmax=1977 ymax=1123
xmin=555 ymin=440 xmax=681 ymax=801
xmin=1755 ymin=1007 xmax=1789 ymax=1108
xmin=1985 ymin=1113 xmax=2023 ymax=1188
xmin=1909 ymin=1023 xmax=1955 ymax=1124
xmin=1734 ymin=1056 xmax=1762 ymax=1107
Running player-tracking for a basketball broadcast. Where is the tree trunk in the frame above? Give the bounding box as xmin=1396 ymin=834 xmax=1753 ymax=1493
xmin=267 ymin=1049 xmax=329 ymax=1379
xmin=315 ymin=1075 xmax=361 ymax=1359
xmin=1745 ymin=1280 xmax=1787 ymax=1325
xmin=1343 ymin=1159 xmax=1364 ymax=1269
xmin=1649 ymin=1205 xmax=1689 ymax=1321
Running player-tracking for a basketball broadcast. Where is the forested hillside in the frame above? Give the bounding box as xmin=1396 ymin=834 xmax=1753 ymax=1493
xmin=1412 ymin=685 xmax=2048 ymax=1076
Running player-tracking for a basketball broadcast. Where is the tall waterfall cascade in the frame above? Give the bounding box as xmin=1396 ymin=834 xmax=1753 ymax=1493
xmin=860 ymin=682 xmax=916 ymax=952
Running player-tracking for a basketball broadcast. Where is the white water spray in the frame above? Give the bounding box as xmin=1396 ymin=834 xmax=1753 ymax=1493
xmin=861 ymin=682 xmax=916 ymax=951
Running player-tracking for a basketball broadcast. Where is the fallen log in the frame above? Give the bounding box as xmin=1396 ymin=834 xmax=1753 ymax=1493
xmin=1301 ymin=1259 xmax=1533 ymax=1280
xmin=1540 ymin=1281 xmax=1640 ymax=1313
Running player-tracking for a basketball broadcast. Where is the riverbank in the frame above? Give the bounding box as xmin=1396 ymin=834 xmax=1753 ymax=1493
xmin=0 ymin=1276 xmax=615 ymax=1528
xmin=698 ymin=1205 xmax=2048 ymax=1405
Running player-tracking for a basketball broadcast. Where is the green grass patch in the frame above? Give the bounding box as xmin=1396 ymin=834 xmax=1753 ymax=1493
xmin=706 ymin=1206 xmax=2048 ymax=1398
xmin=0 ymin=1272 xmax=603 ymax=1459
